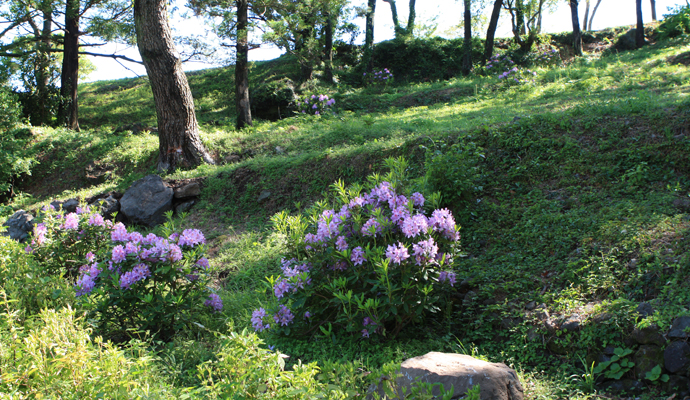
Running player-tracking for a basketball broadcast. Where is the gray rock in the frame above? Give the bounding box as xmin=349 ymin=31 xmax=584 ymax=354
xmin=636 ymin=302 xmax=654 ymax=318
xmin=664 ymin=341 xmax=690 ymax=374
xmin=95 ymin=195 xmax=120 ymax=218
xmin=368 ymin=352 xmax=523 ymax=400
xmin=561 ymin=315 xmax=582 ymax=332
xmin=631 ymin=324 xmax=665 ymax=346
xmin=635 ymin=345 xmax=664 ymax=380
xmin=173 ymin=182 xmax=201 ymax=199
xmin=1 ymin=210 xmax=34 ymax=242
xmin=119 ymin=175 xmax=173 ymax=228
xmin=257 ymin=190 xmax=272 ymax=203
xmin=668 ymin=316 xmax=690 ymax=339
xmin=175 ymin=200 xmax=196 ymax=214
xmin=62 ymin=198 xmax=79 ymax=213
xmin=615 ymin=29 xmax=639 ymax=51
xmin=662 ymin=375 xmax=690 ymax=397
xmin=598 ymin=379 xmax=645 ymax=394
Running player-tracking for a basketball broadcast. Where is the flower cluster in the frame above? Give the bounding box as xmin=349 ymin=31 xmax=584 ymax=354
xmin=364 ymin=68 xmax=394 ymax=86
xmin=297 ymin=94 xmax=335 ymax=116
xmin=528 ymin=45 xmax=561 ymax=67
xmin=498 ymin=67 xmax=537 ymax=85
xmin=26 ymin=204 xmax=218 ymax=337
xmin=485 ymin=53 xmax=516 ymax=75
xmin=204 ymin=293 xmax=223 ymax=312
xmin=254 ymin=164 xmax=461 ymax=339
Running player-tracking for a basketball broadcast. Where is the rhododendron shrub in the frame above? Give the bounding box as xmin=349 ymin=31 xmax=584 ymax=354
xmin=27 ymin=208 xmax=219 ymax=339
xmin=255 ymin=158 xmax=461 ymax=338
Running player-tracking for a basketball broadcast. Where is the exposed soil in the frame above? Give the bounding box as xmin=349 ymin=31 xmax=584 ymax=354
xmin=668 ymin=51 xmax=690 ymax=66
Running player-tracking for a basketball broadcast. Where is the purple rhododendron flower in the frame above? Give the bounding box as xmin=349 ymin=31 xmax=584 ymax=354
xmin=335 ymin=236 xmax=348 ymax=251
xmin=274 ymin=279 xmax=292 ymax=298
xmin=351 ymin=246 xmax=367 ymax=266
xmin=438 ymin=271 xmax=457 ymax=287
xmin=64 ymin=213 xmax=79 ymax=230
xmin=111 ymin=223 xmax=129 ymax=242
xmin=112 ymin=245 xmax=126 ymax=263
xmin=87 ymin=214 xmax=105 ymax=227
xmin=410 ymin=192 xmax=425 ymax=207
xmin=304 ymin=311 xmax=312 ymax=319
xmin=401 ymin=214 xmax=428 ymax=238
xmin=120 ymin=263 xmax=150 ymax=289
xmin=361 ymin=217 xmax=381 ymax=237
xmin=204 ymin=293 xmax=223 ymax=312
xmin=179 ymin=229 xmax=205 ymax=247
xmin=362 ymin=329 xmax=370 ymax=338
xmin=385 ymin=242 xmax=409 ymax=265
xmin=33 ymin=223 xmax=47 ymax=245
xmin=412 ymin=238 xmax=439 ymax=266
xmin=251 ymin=308 xmax=270 ymax=331
xmin=196 ymin=257 xmax=210 ymax=269
xmin=363 ymin=317 xmax=373 ymax=326
xmin=274 ymin=305 xmax=294 ymax=326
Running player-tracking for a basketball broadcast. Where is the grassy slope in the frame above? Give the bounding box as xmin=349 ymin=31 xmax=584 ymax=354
xmin=5 ymin=33 xmax=690 ymax=398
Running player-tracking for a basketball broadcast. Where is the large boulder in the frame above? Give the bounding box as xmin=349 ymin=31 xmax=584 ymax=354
xmin=369 ymin=352 xmax=523 ymax=400
xmin=664 ymin=341 xmax=690 ymax=375
xmin=1 ymin=210 xmax=34 ymax=242
xmin=119 ymin=175 xmax=173 ymax=227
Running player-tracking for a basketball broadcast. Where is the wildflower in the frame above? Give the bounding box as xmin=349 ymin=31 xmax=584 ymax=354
xmin=304 ymin=311 xmax=312 ymax=319
xmin=85 ymin=252 xmax=96 ymax=262
xmin=129 ymin=232 xmax=144 ymax=244
xmin=410 ymin=192 xmax=425 ymax=207
xmin=111 ymin=223 xmax=129 ymax=242
xmin=252 ymin=308 xmax=271 ymax=331
xmin=33 ymin=223 xmax=47 ymax=245
xmin=204 ymin=293 xmax=223 ymax=312
xmin=361 ymin=217 xmax=381 ymax=237
xmin=401 ymin=214 xmax=428 ymax=238
xmin=361 ymin=329 xmax=370 ymax=338
xmin=167 ymin=244 xmax=183 ymax=262
xmin=124 ymin=241 xmax=140 ymax=255
xmin=274 ymin=305 xmax=294 ymax=326
xmin=351 ymin=246 xmax=367 ymax=266
xmin=386 ymin=242 xmax=409 ymax=265
xmin=412 ymin=238 xmax=439 ymax=265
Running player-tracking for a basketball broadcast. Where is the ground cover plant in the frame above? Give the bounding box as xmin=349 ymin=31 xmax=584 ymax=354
xmin=1 ymin=20 xmax=690 ymax=398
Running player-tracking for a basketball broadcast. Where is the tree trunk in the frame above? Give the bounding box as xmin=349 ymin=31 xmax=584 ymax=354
xmin=134 ymin=0 xmax=214 ymax=172
xmin=35 ymin=9 xmax=53 ymax=125
xmin=569 ymin=0 xmax=583 ymax=56
xmin=650 ymin=0 xmax=657 ymax=21
xmin=583 ymin=0 xmax=590 ymax=32
xmin=407 ymin=0 xmax=416 ymax=37
xmin=235 ymin=0 xmax=252 ymax=129
xmin=483 ymin=0 xmax=503 ymax=65
xmin=588 ymin=0 xmax=602 ymax=31
xmin=323 ymin=10 xmax=335 ymax=84
xmin=59 ymin=0 xmax=80 ymax=131
xmin=462 ymin=0 xmax=472 ymax=75
xmin=383 ymin=0 xmax=403 ymax=38
xmin=363 ymin=0 xmax=376 ymax=73
xmin=635 ymin=0 xmax=645 ymax=48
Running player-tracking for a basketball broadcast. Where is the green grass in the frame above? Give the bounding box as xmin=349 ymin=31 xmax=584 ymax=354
xmin=3 ymin=30 xmax=690 ymax=399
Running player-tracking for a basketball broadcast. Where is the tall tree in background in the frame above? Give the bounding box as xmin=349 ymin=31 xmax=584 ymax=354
xmin=323 ymin=8 xmax=336 ymax=84
xmin=483 ymin=0 xmax=503 ymax=64
xmin=569 ymin=0 xmax=582 ymax=56
xmin=650 ymin=0 xmax=657 ymax=21
xmin=635 ymin=0 xmax=645 ymax=48
xmin=582 ymin=0 xmax=590 ymax=31
xmin=382 ymin=0 xmax=416 ymax=38
xmin=235 ymin=0 xmax=252 ymax=128
xmin=59 ymin=0 xmax=81 ymax=131
xmin=134 ymin=0 xmax=214 ymax=172
xmin=462 ymin=0 xmax=472 ymax=75
xmin=502 ymin=0 xmax=550 ymax=52
xmin=362 ymin=0 xmax=376 ymax=72
xmin=587 ymin=0 xmax=602 ymax=30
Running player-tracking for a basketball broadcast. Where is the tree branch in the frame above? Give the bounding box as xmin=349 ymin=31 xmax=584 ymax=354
xmin=79 ymin=51 xmax=144 ymax=64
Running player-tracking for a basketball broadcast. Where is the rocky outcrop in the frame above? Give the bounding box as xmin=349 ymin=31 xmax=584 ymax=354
xmin=119 ymin=175 xmax=174 ymax=228
xmin=1 ymin=210 xmax=34 ymax=242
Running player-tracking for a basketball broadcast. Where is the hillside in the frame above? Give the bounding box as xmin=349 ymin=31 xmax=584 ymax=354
xmin=2 ymin=24 xmax=690 ymax=399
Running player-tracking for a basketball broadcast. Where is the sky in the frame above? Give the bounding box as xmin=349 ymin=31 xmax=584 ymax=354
xmin=84 ymin=0 xmax=688 ymax=82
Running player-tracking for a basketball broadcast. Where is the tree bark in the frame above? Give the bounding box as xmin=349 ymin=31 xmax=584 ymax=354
xmin=134 ymin=0 xmax=214 ymax=172
xmin=636 ymin=0 xmax=645 ymax=48
xmin=407 ymin=0 xmax=416 ymax=37
xmin=235 ymin=0 xmax=252 ymax=129
xmin=383 ymin=0 xmax=403 ymax=38
xmin=650 ymin=0 xmax=657 ymax=21
xmin=35 ymin=8 xmax=53 ymax=125
xmin=363 ymin=0 xmax=376 ymax=72
xmin=59 ymin=0 xmax=80 ymax=131
xmin=570 ymin=0 xmax=583 ymax=56
xmin=323 ymin=9 xmax=335 ymax=84
xmin=583 ymin=0 xmax=590 ymax=32
xmin=483 ymin=0 xmax=503 ymax=65
xmin=462 ymin=0 xmax=472 ymax=75
xmin=588 ymin=0 xmax=602 ymax=31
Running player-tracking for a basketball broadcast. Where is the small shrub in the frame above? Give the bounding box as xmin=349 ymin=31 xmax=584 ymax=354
xmin=297 ymin=93 xmax=335 ymax=115
xmin=527 ymin=45 xmax=562 ymax=68
xmin=364 ymin=68 xmax=394 ymax=86
xmin=0 ymin=88 xmax=34 ymax=196
xmin=253 ymin=158 xmax=461 ymax=338
xmin=425 ymin=140 xmax=485 ymax=206
xmin=658 ymin=4 xmax=690 ymax=40
xmin=197 ymin=329 xmax=345 ymax=399
xmin=28 ymin=208 xmax=218 ymax=339
xmin=0 ymin=86 xmax=22 ymax=132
